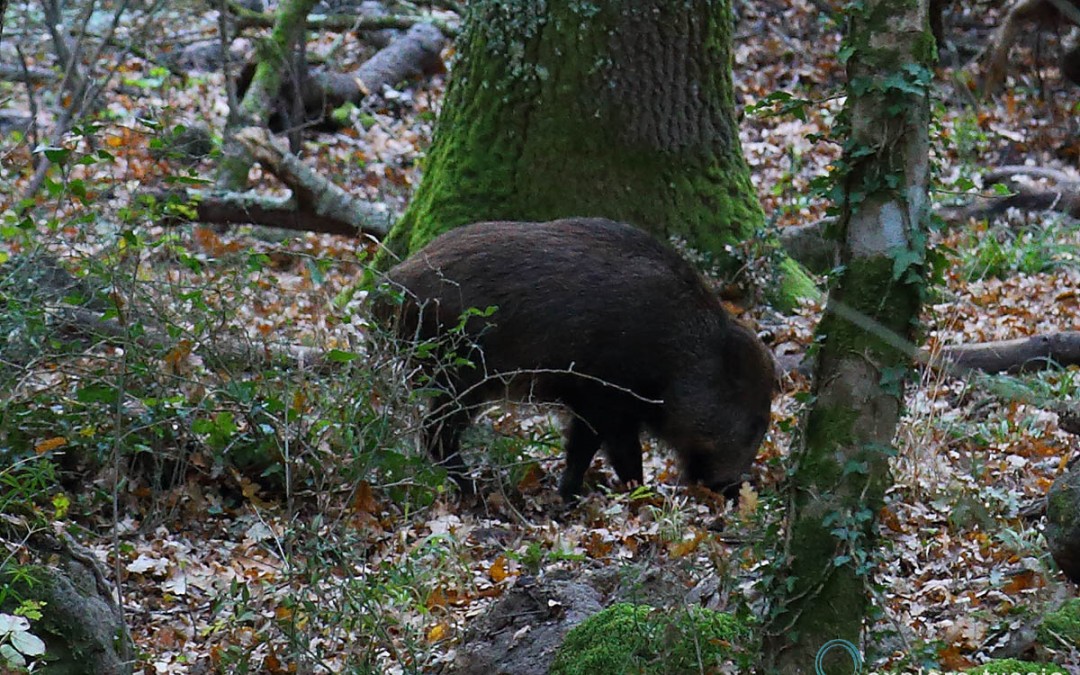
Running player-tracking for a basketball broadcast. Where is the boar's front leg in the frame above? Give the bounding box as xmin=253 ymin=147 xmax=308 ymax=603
xmin=423 ymin=391 xmax=475 ymax=496
xmin=602 ymin=424 xmax=644 ymax=490
xmin=559 ymin=416 xmax=603 ymax=501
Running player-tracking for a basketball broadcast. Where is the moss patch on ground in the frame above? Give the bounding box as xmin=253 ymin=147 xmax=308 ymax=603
xmin=549 ymin=602 xmax=747 ymax=675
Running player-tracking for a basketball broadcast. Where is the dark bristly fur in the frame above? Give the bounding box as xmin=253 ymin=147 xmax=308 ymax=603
xmin=375 ymin=218 xmax=776 ymax=501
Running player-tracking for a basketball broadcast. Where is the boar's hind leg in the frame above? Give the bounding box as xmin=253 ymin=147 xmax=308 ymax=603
xmin=423 ymin=392 xmax=475 ymax=496
xmin=558 ymin=416 xmax=603 ymax=501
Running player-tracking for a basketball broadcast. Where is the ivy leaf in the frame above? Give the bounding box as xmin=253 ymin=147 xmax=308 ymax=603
xmin=892 ymin=247 xmax=922 ymax=280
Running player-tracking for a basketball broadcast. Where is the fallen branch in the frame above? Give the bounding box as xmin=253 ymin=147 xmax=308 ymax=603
xmin=939 ymin=164 xmax=1080 ymax=223
xmin=236 ymin=125 xmax=393 ymax=234
xmin=237 ymin=20 xmax=448 ymax=135
xmin=984 ymin=165 xmax=1076 ymax=184
xmin=147 ymin=121 xmax=401 ymax=237
xmin=196 ymin=192 xmax=390 ymax=237
xmin=776 ymin=332 xmax=1080 ymax=377
xmin=0 ymin=64 xmax=58 ymax=84
xmin=935 ymin=332 xmax=1080 ymax=374
xmin=148 ymin=185 xmax=393 ymax=238
xmin=226 ymin=1 xmax=458 ymax=37
xmin=315 ymin=20 xmax=447 ymax=98
xmin=52 ymin=291 xmax=335 ymax=373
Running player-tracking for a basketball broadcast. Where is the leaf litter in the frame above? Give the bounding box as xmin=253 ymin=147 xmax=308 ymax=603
xmin=1 ymin=0 xmax=1079 ymax=671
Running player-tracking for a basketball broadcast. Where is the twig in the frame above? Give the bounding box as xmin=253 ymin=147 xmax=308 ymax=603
xmin=14 ymin=45 xmax=41 ymax=150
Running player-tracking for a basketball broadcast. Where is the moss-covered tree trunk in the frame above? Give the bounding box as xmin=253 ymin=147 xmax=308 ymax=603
xmin=383 ymin=0 xmax=812 ymax=302
xmin=215 ymin=0 xmax=319 ymax=190
xmin=764 ymin=1 xmax=934 ymax=672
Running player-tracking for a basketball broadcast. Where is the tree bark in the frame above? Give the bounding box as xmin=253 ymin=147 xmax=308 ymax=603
xmin=0 ymin=523 xmax=134 ymax=675
xmin=765 ymin=1 xmax=934 ymax=672
xmin=379 ymin=0 xmax=815 ymax=305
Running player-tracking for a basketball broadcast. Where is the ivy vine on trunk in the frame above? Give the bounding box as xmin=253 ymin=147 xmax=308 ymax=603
xmin=764 ymin=0 xmax=935 ymax=672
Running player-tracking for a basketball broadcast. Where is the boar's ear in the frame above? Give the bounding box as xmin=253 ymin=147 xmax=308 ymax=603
xmin=723 ymin=323 xmax=777 ymax=395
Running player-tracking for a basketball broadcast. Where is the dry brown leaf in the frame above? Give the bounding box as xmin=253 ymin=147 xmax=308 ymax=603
xmin=34 ymin=436 xmax=67 ymax=454
xmin=427 ymin=622 xmax=449 ymax=642
xmin=489 ymin=555 xmax=509 ymax=583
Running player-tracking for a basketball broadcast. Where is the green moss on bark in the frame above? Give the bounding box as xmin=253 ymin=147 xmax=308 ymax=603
xmin=817 ymin=256 xmax=922 ymax=360
xmin=771 ymin=257 xmax=819 ymax=311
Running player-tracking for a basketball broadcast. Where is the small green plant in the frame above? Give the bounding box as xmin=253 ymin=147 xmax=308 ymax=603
xmin=507 ymin=540 xmax=585 ymax=576
xmin=960 ymin=219 xmax=1080 ymax=280
xmin=549 ymin=603 xmax=748 ymax=675
xmin=1037 ymin=598 xmax=1080 ymax=649
xmin=951 ymin=111 xmax=992 ymax=165
xmin=964 ymin=658 xmax=1065 ymax=674
xmin=0 ymin=611 xmax=46 ymax=671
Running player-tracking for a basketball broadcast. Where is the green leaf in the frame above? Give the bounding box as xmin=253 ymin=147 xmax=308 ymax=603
xmin=0 ymin=644 xmax=26 ymax=668
xmin=10 ymin=629 xmax=45 ymax=657
xmin=69 ymin=179 xmax=87 ymax=200
xmin=76 ymin=384 xmax=118 ymax=404
xmin=40 ymin=146 xmax=70 ymax=164
xmin=247 ymin=253 xmax=270 ymax=272
xmin=326 ymin=349 xmax=359 ymax=363
xmin=891 ymin=247 xmax=922 ymax=280
xmin=953 ymin=176 xmax=975 ymax=191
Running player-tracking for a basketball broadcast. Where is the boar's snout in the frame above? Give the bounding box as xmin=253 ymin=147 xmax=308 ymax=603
xmin=677 ymin=411 xmax=769 ymax=497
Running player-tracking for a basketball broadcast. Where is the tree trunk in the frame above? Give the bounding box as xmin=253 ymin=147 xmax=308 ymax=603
xmin=215 ymin=0 xmax=320 ymax=190
xmin=765 ymin=2 xmax=934 ymax=672
xmin=380 ymin=0 xmax=814 ymax=304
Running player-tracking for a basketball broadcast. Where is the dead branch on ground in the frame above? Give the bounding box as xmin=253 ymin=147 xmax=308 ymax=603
xmin=225 ymin=0 xmax=457 ymax=37
xmin=935 ymin=332 xmax=1080 ymax=373
xmin=146 ymin=128 xmax=394 ymax=236
xmin=940 ymin=164 xmax=1080 ymax=223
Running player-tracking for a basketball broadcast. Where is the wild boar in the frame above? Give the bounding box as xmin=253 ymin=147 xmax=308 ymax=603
xmin=375 ymin=218 xmax=775 ymax=501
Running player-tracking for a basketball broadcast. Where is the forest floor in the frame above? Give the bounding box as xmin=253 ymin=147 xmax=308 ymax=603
xmin=2 ymin=0 xmax=1080 ymax=673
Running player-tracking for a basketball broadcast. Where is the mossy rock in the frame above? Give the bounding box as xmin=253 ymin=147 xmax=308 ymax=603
xmin=1046 ymin=465 xmax=1080 ymax=582
xmin=1 ymin=532 xmax=133 ymax=675
xmin=964 ymin=658 xmax=1065 ymax=674
xmin=1037 ymin=597 xmax=1080 ymax=649
xmin=549 ymin=603 xmax=747 ymax=675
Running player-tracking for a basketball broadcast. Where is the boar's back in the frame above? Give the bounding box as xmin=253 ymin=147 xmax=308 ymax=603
xmin=377 ymin=218 xmax=736 ymax=402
